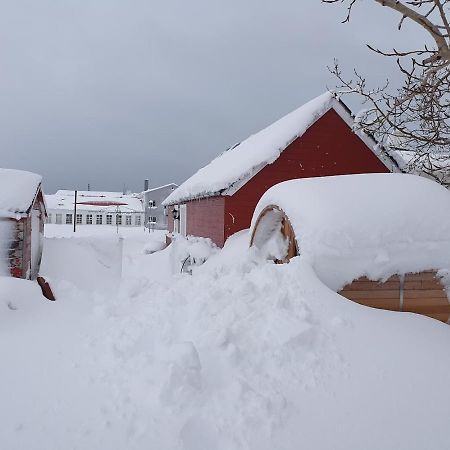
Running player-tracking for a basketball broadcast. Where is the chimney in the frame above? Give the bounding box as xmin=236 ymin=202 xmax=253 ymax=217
xmin=144 ymin=179 xmax=149 ymax=191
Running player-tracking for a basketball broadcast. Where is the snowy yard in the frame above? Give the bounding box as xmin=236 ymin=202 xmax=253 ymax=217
xmin=1 ymin=224 xmax=450 ymax=450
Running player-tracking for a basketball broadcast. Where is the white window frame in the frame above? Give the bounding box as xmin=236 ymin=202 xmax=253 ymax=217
xmin=56 ymin=213 xmax=62 ymax=224
xmin=76 ymin=214 xmax=83 ymax=224
xmin=116 ymin=214 xmax=122 ymax=226
xmin=106 ymin=214 xmax=112 ymax=225
xmin=125 ymin=215 xmax=132 ymax=226
xmin=86 ymin=214 xmax=93 ymax=225
xmin=96 ymin=214 xmax=103 ymax=225
xmin=47 ymin=213 xmax=52 ymax=224
xmin=135 ymin=215 xmax=141 ymax=226
xmin=65 ymin=214 xmax=73 ymax=224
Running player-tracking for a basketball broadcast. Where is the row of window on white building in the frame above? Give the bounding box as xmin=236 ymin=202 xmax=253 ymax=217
xmin=47 ymin=213 xmax=156 ymax=226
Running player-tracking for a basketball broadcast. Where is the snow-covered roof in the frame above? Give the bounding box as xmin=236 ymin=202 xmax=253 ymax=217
xmin=250 ymin=173 xmax=450 ymax=290
xmin=0 ymin=168 xmax=43 ymax=217
xmin=45 ymin=190 xmax=144 ymax=213
xmin=164 ymin=92 xmax=397 ymax=205
xmin=142 ymin=183 xmax=178 ymax=194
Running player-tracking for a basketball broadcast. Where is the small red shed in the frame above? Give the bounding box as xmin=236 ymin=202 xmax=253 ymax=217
xmin=0 ymin=168 xmax=47 ymax=279
xmin=163 ymin=92 xmax=400 ymax=247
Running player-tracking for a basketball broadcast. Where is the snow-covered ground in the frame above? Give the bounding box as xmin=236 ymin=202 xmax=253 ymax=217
xmin=1 ymin=225 xmax=450 ymax=450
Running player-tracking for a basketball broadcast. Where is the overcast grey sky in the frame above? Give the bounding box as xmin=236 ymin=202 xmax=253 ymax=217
xmin=0 ymin=0 xmax=426 ymax=193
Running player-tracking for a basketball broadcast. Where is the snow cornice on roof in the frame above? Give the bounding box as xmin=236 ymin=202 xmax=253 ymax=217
xmin=163 ymin=92 xmax=401 ymax=206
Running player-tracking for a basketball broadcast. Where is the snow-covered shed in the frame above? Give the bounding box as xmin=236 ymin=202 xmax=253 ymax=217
xmin=250 ymin=173 xmax=450 ymax=322
xmin=0 ymin=168 xmax=47 ymax=279
xmin=163 ymin=91 xmax=400 ymax=247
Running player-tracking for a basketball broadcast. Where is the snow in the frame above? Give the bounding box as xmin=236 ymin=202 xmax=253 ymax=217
xmin=164 ymin=92 xmax=336 ymax=205
xmin=0 ymin=168 xmax=42 ymax=217
xmin=2 ymin=203 xmax=450 ymax=449
xmin=45 ymin=190 xmax=144 ymax=213
xmin=250 ymin=173 xmax=450 ymax=290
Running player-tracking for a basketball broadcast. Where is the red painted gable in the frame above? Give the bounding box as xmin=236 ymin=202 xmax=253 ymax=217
xmin=168 ymin=109 xmax=392 ymax=247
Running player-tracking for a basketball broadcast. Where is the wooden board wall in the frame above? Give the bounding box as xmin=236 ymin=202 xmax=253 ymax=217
xmin=339 ymin=271 xmax=450 ymax=323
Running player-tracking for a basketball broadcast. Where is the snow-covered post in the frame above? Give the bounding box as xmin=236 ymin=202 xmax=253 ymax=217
xmin=117 ymin=236 xmax=124 ymax=279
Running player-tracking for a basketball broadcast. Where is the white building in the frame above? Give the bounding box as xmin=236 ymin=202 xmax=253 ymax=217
xmin=45 ymin=190 xmax=144 ymax=227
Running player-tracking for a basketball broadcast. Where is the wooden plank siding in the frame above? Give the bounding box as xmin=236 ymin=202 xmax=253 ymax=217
xmin=224 ymin=109 xmax=391 ymax=243
xmin=339 ymin=272 xmax=450 ymax=323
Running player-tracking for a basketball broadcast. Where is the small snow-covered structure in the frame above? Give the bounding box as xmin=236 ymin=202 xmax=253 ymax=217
xmin=164 ymin=91 xmax=400 ymax=247
xmin=0 ymin=168 xmax=46 ymax=279
xmin=250 ymin=173 xmax=450 ymax=322
xmin=46 ymin=190 xmax=144 ymax=227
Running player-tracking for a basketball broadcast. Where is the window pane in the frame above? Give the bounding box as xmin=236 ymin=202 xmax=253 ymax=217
xmin=106 ymin=214 xmax=112 ymax=225
xmin=66 ymin=214 xmax=73 ymax=224
xmin=76 ymin=214 xmax=82 ymax=224
xmin=86 ymin=214 xmax=93 ymax=224
xmin=96 ymin=215 xmax=103 ymax=225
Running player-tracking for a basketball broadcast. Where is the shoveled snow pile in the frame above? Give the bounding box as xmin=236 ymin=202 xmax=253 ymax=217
xmin=0 ymin=168 xmax=42 ymax=217
xmin=164 ymin=92 xmax=337 ymax=204
xmin=251 ymin=173 xmax=450 ymax=290
xmin=2 ymin=226 xmax=450 ymax=450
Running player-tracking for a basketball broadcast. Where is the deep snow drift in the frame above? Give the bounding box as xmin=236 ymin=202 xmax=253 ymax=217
xmin=1 ymin=225 xmax=450 ymax=450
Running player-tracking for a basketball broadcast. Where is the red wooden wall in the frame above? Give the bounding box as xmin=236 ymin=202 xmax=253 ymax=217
xmin=224 ymin=109 xmax=391 ymax=242
xmin=185 ymin=197 xmax=225 ymax=247
xmin=168 ymin=109 xmax=392 ymax=247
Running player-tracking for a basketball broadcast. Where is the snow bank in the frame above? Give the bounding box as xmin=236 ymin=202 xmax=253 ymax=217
xmin=40 ymin=235 xmax=124 ymax=293
xmin=164 ymin=92 xmax=336 ymax=205
xmin=251 ymin=173 xmax=450 ymax=290
xmin=0 ymin=168 xmax=42 ymax=217
xmin=3 ymin=227 xmax=450 ymax=449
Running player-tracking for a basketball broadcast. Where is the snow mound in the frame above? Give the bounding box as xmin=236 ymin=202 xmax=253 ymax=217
xmin=251 ymin=173 xmax=450 ymax=290
xmin=164 ymin=92 xmax=335 ymax=204
xmin=0 ymin=168 xmax=42 ymax=217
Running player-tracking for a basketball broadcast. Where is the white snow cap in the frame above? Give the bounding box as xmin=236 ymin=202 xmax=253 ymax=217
xmin=251 ymin=173 xmax=450 ymax=290
xmin=0 ymin=168 xmax=42 ymax=217
xmin=164 ymin=91 xmax=342 ymax=205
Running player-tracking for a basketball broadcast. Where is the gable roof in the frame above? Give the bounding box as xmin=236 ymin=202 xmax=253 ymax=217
xmin=163 ymin=92 xmax=400 ymax=206
xmin=0 ymin=168 xmax=43 ymax=217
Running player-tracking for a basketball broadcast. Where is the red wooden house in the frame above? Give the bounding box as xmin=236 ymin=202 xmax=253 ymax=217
xmin=0 ymin=168 xmax=47 ymax=279
xmin=163 ymin=92 xmax=401 ymax=247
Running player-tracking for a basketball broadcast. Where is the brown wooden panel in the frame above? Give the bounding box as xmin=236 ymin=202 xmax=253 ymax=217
xmin=404 ymin=297 xmax=450 ymax=308
xmin=404 ymin=289 xmax=448 ymax=299
xmin=342 ymin=281 xmax=400 ymax=291
xmin=342 ymin=290 xmax=400 ymax=300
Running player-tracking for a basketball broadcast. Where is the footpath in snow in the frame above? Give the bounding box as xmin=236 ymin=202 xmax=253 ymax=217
xmin=1 ymin=225 xmax=450 ymax=450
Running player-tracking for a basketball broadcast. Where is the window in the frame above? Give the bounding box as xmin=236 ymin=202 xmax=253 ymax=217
xmin=86 ymin=214 xmax=93 ymax=225
xmin=56 ymin=213 xmax=62 ymax=224
xmin=135 ymin=215 xmax=141 ymax=226
xmin=116 ymin=215 xmax=122 ymax=225
xmin=148 ymin=200 xmax=156 ymax=208
xmin=106 ymin=214 xmax=112 ymax=225
xmin=46 ymin=214 xmax=52 ymax=224
xmin=149 ymin=216 xmax=157 ymax=223
xmin=126 ymin=215 xmax=132 ymax=226
xmin=65 ymin=214 xmax=73 ymax=224
xmin=96 ymin=215 xmax=103 ymax=225
xmin=76 ymin=214 xmax=82 ymax=224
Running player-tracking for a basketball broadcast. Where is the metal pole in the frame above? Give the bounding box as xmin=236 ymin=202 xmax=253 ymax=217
xmin=73 ymin=190 xmax=77 ymax=233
